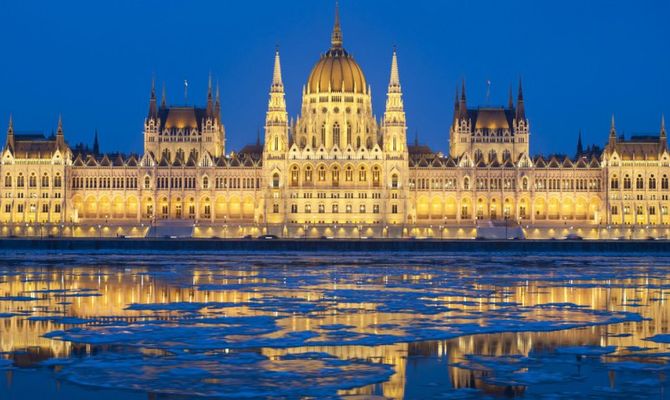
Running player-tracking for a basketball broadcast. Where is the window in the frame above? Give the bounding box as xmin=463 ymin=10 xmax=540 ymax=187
xmin=373 ymin=204 xmax=379 ymax=213
xmin=623 ymin=175 xmax=631 ymax=189
xmin=54 ymin=174 xmax=62 ymax=188
xmin=463 ymin=177 xmax=470 ymax=190
xmin=4 ymin=204 xmax=11 ymax=212
xmin=346 ymin=123 xmax=352 ymax=146
xmin=202 ymin=176 xmax=209 ymax=189
xmin=332 ymin=204 xmax=338 ymax=213
xmin=17 ymin=174 xmax=24 ymax=187
xmin=522 ymin=177 xmax=528 ymax=190
xmin=359 ymin=167 xmax=366 ymax=182
xmin=359 ymin=204 xmax=366 ymax=213
xmin=345 ymin=167 xmax=353 ymax=181
xmin=611 ymin=175 xmax=619 ymax=189
xmin=318 ymin=204 xmax=325 ymax=213
xmin=650 ymin=206 xmax=657 ymax=215
xmin=144 ymin=176 xmax=151 ymax=189
xmin=663 ymin=175 xmax=669 ymax=190
xmin=291 ymin=167 xmax=299 ymax=186
xmin=636 ymin=175 xmax=644 ymax=189
xmin=272 ymin=173 xmax=280 ymax=188
xmin=305 ymin=167 xmax=312 ymax=183
xmin=273 ymin=204 xmax=279 ymax=213
xmin=17 ymin=204 xmax=24 ymax=213
xmin=42 ymin=204 xmax=49 ymax=213
xmin=4 ymin=174 xmax=11 ymax=187
xmin=320 ymin=123 xmax=326 ymax=146
xmin=391 ymin=174 xmax=398 ymax=188
xmin=391 ymin=204 xmax=398 ymax=214
xmin=650 ymin=175 xmax=657 ymax=189
xmin=332 ymin=123 xmax=340 ymax=147
xmin=488 ymin=150 xmax=497 ymax=163
xmin=290 ymin=204 xmax=298 ymax=213
xmin=29 ymin=174 xmax=37 ymax=188
xmin=41 ymin=174 xmax=49 ymax=187
xmin=305 ymin=204 xmax=311 ymax=213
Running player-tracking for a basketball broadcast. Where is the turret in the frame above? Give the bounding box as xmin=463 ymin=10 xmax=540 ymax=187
xmin=148 ymin=78 xmax=158 ymax=119
xmin=609 ymin=114 xmax=617 ymax=146
xmin=93 ymin=129 xmax=100 ymax=155
xmin=5 ymin=114 xmax=14 ymax=151
xmin=515 ymin=78 xmax=525 ymax=121
xmin=56 ymin=114 xmax=65 ymax=149
xmin=263 ymin=48 xmax=288 ymax=155
xmin=382 ymin=47 xmax=407 ymax=155
xmin=458 ymin=79 xmax=468 ymax=120
xmin=660 ymin=114 xmax=666 ymax=148
xmin=206 ymin=74 xmax=214 ymax=118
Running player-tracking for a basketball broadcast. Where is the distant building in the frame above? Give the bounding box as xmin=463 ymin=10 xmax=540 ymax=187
xmin=1 ymin=6 xmax=668 ymax=238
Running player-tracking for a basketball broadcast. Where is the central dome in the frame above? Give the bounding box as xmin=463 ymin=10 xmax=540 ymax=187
xmin=306 ymin=6 xmax=367 ymax=94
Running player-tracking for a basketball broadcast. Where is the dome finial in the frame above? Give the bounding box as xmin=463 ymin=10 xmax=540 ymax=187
xmin=331 ymin=1 xmax=343 ymax=48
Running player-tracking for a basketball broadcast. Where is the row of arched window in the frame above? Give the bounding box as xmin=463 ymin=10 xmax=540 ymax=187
xmin=611 ymin=174 xmax=668 ymax=190
xmin=5 ymin=172 xmax=62 ymax=188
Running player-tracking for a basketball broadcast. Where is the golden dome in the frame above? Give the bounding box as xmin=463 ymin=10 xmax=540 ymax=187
xmin=306 ymin=5 xmax=367 ymax=94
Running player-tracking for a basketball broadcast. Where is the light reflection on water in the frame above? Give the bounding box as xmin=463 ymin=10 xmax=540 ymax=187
xmin=0 ymin=252 xmax=668 ymax=398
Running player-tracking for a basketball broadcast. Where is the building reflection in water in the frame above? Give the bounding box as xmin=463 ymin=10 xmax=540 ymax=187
xmin=0 ymin=262 xmax=669 ymax=399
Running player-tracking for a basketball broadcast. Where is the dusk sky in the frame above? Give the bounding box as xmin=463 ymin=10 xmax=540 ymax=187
xmin=1 ymin=0 xmax=668 ymax=156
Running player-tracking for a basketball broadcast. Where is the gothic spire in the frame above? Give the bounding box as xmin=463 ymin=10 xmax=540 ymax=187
xmin=661 ymin=114 xmax=666 ymax=137
xmin=149 ymin=78 xmax=158 ymax=118
xmin=215 ymin=81 xmax=221 ymax=118
xmin=515 ymin=78 xmax=525 ymax=121
xmin=388 ymin=46 xmax=401 ymax=90
xmin=6 ymin=114 xmax=14 ymax=150
xmin=576 ymin=129 xmax=584 ymax=157
xmin=207 ymin=73 xmax=214 ymax=117
xmin=458 ymin=79 xmax=468 ymax=119
xmin=331 ymin=1 xmax=343 ymax=48
xmin=461 ymin=78 xmax=466 ymax=101
xmin=160 ymin=83 xmax=167 ymax=108
xmin=57 ymin=114 xmax=63 ymax=135
xmin=271 ymin=47 xmax=284 ymax=92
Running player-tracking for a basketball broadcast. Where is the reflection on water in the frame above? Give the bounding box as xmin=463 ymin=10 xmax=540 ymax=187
xmin=0 ymin=253 xmax=668 ymax=398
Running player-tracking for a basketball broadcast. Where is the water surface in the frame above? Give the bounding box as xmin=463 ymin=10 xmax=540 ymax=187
xmin=0 ymin=252 xmax=668 ymax=398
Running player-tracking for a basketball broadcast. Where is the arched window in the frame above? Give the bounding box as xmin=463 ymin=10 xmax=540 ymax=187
xmin=311 ymin=135 xmax=316 ymax=148
xmin=636 ymin=174 xmax=644 ymax=189
xmin=332 ymin=167 xmax=339 ymax=186
xmin=346 ymin=123 xmax=352 ymax=146
xmin=332 ymin=122 xmax=340 ymax=147
xmin=522 ymin=177 xmax=528 ymax=190
xmin=611 ymin=175 xmax=619 ymax=189
xmin=356 ymin=136 xmax=361 ymax=148
xmin=290 ymin=165 xmax=299 ymax=186
xmin=274 ymin=135 xmax=279 ymax=151
xmin=29 ymin=173 xmax=37 ymax=188
xmin=345 ymin=166 xmax=353 ymax=181
xmin=272 ymin=173 xmax=280 ymax=188
xmin=320 ymin=123 xmax=326 ymax=146
xmin=318 ymin=165 xmax=326 ymax=181
xmin=488 ymin=150 xmax=497 ymax=163
xmin=176 ymin=148 xmax=185 ymax=162
xmin=391 ymin=174 xmax=398 ymax=188
xmin=54 ymin=174 xmax=61 ymax=188
xmin=503 ymin=150 xmax=511 ymax=162
xmin=4 ymin=174 xmax=11 ymax=188
xmin=649 ymin=175 xmax=657 ymax=189
xmin=41 ymin=173 xmax=49 ymax=187
xmin=17 ymin=174 xmax=24 ymax=187
xmin=202 ymin=176 xmax=209 ymax=189
xmin=359 ymin=166 xmax=367 ymax=182
xmin=623 ymin=175 xmax=631 ymax=189
xmin=304 ymin=166 xmax=313 ymax=183
xmin=144 ymin=176 xmax=151 ymax=189
xmin=392 ymin=136 xmax=397 ymax=151
xmin=463 ymin=176 xmax=470 ymax=190
xmin=663 ymin=175 xmax=669 ymax=190
xmin=474 ymin=150 xmax=483 ymax=162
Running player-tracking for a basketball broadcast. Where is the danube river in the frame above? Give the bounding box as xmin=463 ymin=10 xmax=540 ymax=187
xmin=0 ymin=251 xmax=669 ymax=398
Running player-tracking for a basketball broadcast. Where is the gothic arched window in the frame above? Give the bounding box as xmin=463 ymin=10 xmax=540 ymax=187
xmin=320 ymin=123 xmax=326 ymax=146
xmin=636 ymin=174 xmax=644 ymax=190
xmin=623 ymin=175 xmax=631 ymax=189
xmin=346 ymin=123 xmax=352 ymax=146
xmin=332 ymin=123 xmax=340 ymax=147
xmin=611 ymin=175 xmax=619 ymax=189
xmin=650 ymin=175 xmax=657 ymax=189
xmin=663 ymin=175 xmax=669 ymax=190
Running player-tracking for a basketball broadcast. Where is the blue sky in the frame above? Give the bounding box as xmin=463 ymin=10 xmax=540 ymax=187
xmin=1 ymin=0 xmax=668 ymax=156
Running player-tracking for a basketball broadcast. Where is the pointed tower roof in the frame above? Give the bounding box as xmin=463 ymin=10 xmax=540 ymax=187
xmin=388 ymin=47 xmax=401 ymax=90
xmin=508 ymin=84 xmax=514 ymax=109
xmin=207 ymin=73 xmax=214 ymax=117
xmin=7 ymin=114 xmax=13 ymax=134
xmin=576 ymin=129 xmax=584 ymax=157
xmin=271 ymin=47 xmax=284 ymax=92
xmin=331 ymin=1 xmax=343 ymax=48
xmin=148 ymin=78 xmax=158 ymax=118
xmin=57 ymin=114 xmax=63 ymax=135
xmin=93 ymin=129 xmax=100 ymax=155
xmin=160 ymin=83 xmax=167 ymax=108
xmin=661 ymin=114 xmax=666 ymax=137
xmin=515 ymin=78 xmax=525 ymax=120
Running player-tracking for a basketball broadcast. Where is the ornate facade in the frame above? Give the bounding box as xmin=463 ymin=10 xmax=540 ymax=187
xmin=1 ymin=9 xmax=668 ymax=239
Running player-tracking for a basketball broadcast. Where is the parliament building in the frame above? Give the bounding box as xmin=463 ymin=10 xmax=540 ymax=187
xmin=1 ymin=9 xmax=668 ymax=239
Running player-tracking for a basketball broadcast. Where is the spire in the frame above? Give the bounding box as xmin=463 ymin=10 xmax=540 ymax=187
xmin=93 ymin=129 xmax=100 ymax=155
xmin=215 ymin=81 xmax=221 ymax=118
xmin=160 ymin=83 xmax=167 ymax=108
xmin=458 ymin=79 xmax=468 ymax=119
xmin=57 ymin=114 xmax=63 ymax=135
xmin=149 ymin=78 xmax=158 ymax=118
xmin=576 ymin=129 xmax=584 ymax=157
xmin=6 ymin=114 xmax=14 ymax=149
xmin=515 ymin=78 xmax=525 ymax=121
xmin=610 ymin=114 xmax=616 ymax=136
xmin=388 ymin=46 xmax=400 ymax=89
xmin=331 ymin=1 xmax=343 ymax=48
xmin=271 ymin=47 xmax=284 ymax=91
xmin=207 ymin=73 xmax=214 ymax=117
xmin=661 ymin=114 xmax=666 ymax=137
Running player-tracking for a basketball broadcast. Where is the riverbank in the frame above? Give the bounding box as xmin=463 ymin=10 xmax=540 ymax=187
xmin=1 ymin=237 xmax=669 ymax=253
